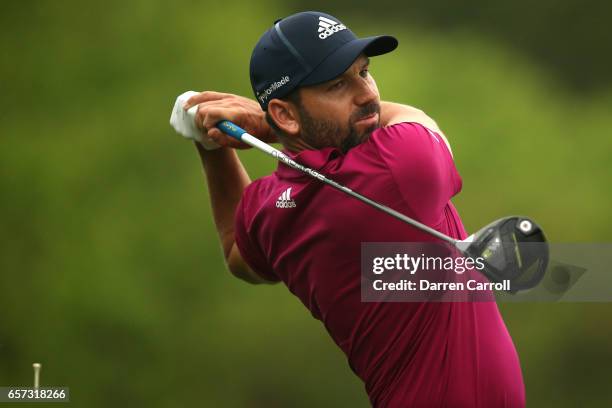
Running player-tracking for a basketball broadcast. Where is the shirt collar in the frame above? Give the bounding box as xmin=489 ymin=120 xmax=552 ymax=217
xmin=275 ymin=146 xmax=343 ymax=179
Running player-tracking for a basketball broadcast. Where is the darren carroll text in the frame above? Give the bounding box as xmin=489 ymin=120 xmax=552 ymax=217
xmin=372 ymin=279 xmax=511 ymax=292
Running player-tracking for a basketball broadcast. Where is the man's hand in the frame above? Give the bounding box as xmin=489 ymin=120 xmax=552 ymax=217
xmin=184 ymin=91 xmax=276 ymax=149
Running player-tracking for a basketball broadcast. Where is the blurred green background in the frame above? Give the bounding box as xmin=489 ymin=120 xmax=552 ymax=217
xmin=1 ymin=1 xmax=611 ymax=407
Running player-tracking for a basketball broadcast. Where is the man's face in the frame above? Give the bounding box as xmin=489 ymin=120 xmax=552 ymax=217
xmin=294 ymin=54 xmax=381 ymax=153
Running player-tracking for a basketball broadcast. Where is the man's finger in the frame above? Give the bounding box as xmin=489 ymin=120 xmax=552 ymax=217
xmin=206 ymin=119 xmax=250 ymax=149
xmin=184 ymin=91 xmax=232 ymax=109
xmin=193 ymin=100 xmax=239 ymax=130
xmin=201 ymin=106 xmax=237 ymax=132
xmin=208 ymin=128 xmax=223 ymax=141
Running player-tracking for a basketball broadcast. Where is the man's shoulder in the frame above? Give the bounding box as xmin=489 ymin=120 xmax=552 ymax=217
xmin=371 ymin=121 xmax=435 ymax=146
xmin=381 ymin=105 xmax=452 ymax=156
xmin=370 ymin=121 xmax=456 ymax=180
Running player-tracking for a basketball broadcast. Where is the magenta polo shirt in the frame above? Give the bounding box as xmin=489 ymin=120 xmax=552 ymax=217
xmin=234 ymin=122 xmax=525 ymax=407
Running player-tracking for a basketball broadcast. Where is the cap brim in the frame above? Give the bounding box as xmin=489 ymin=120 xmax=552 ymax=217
xmin=300 ymin=35 xmax=398 ymax=86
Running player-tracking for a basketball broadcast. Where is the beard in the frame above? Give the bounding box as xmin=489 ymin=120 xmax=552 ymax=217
xmin=297 ymin=101 xmax=381 ymax=153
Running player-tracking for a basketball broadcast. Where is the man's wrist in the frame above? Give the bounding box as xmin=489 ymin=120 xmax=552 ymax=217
xmin=194 ymin=142 xmax=233 ymax=163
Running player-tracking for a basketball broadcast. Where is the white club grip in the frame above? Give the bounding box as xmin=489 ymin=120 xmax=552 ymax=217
xmin=169 ymin=91 xmax=220 ymax=150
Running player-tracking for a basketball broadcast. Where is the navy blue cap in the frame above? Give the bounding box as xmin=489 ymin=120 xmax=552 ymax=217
xmin=250 ymin=11 xmax=398 ymax=110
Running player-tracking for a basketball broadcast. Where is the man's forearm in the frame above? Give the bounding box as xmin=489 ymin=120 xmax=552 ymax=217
xmin=380 ymin=101 xmax=424 ymax=126
xmin=380 ymin=100 xmax=441 ymax=130
xmin=195 ymin=143 xmax=250 ymax=257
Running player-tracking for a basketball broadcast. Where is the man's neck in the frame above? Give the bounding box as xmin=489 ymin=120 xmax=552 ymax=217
xmin=282 ymin=136 xmax=318 ymax=153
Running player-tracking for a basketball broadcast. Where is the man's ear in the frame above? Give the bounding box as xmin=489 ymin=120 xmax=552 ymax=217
xmin=268 ymin=98 xmax=300 ymax=135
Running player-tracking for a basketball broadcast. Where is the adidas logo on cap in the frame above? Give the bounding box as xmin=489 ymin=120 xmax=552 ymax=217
xmin=318 ymin=16 xmax=347 ymax=40
xmin=276 ymin=187 xmax=296 ymax=208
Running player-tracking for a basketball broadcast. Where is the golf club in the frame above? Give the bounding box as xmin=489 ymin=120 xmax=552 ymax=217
xmin=215 ymin=120 xmax=549 ymax=293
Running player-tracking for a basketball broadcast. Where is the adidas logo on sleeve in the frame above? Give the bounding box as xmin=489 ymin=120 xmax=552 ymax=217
xmin=276 ymin=187 xmax=297 ymax=208
xmin=318 ymin=16 xmax=347 ymax=39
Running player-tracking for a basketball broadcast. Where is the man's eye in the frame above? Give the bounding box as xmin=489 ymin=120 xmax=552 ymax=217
xmin=359 ymin=68 xmax=369 ymax=78
xmin=330 ymin=80 xmax=344 ymax=90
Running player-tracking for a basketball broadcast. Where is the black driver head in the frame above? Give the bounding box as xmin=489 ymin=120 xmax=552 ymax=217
xmin=461 ymin=216 xmax=549 ymax=293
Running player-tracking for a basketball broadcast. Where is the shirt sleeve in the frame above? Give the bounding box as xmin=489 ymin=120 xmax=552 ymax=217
xmin=374 ymin=122 xmax=462 ymax=225
xmin=234 ymin=189 xmax=281 ymax=282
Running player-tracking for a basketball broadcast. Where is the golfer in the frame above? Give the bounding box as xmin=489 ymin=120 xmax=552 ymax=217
xmin=184 ymin=11 xmax=525 ymax=407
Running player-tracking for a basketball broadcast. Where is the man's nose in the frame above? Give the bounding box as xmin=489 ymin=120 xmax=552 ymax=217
xmin=354 ymin=78 xmax=378 ymax=106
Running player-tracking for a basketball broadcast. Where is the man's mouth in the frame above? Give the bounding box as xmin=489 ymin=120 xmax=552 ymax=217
xmin=355 ymin=113 xmax=378 ymax=126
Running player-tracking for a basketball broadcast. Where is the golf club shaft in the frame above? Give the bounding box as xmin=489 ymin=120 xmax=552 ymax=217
xmin=216 ymin=120 xmax=458 ymax=246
